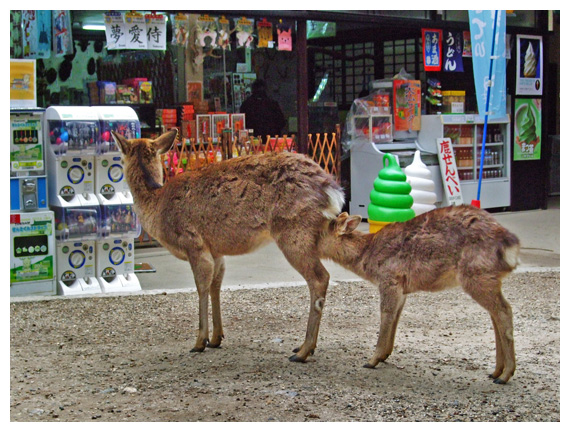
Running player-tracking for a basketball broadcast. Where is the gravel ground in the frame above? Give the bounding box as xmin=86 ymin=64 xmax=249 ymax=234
xmin=10 ymin=271 xmax=559 ymax=422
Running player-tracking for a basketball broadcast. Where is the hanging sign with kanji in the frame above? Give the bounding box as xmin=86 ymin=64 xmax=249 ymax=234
xmin=104 ymin=11 xmax=126 ymax=50
xmin=124 ymin=11 xmax=147 ymax=50
xmin=145 ymin=13 xmax=166 ymax=50
xmin=422 ymin=28 xmax=443 ymax=71
xmin=437 ymin=138 xmax=464 ymax=206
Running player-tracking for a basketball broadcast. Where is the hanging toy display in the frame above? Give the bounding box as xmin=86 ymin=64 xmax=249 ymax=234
xmin=171 ymin=13 xmax=190 ymax=47
xmin=256 ymin=18 xmax=273 ymax=48
xmin=277 ymin=20 xmax=293 ymax=51
xmin=404 ymin=150 xmax=437 ymax=216
xmin=368 ymin=153 xmax=415 ymax=233
xmin=217 ymin=15 xmax=231 ymax=50
xmin=235 ymin=16 xmax=254 ymax=48
xmin=196 ymin=14 xmax=218 ymax=49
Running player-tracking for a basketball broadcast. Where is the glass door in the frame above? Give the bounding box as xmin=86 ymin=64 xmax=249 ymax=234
xmin=475 ymin=123 xmax=506 ymax=180
xmin=444 ymin=124 xmax=475 ymax=181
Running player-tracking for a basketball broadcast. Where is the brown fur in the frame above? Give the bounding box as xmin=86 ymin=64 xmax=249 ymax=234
xmin=112 ymin=130 xmax=345 ymax=361
xmin=319 ymin=206 xmax=520 ymax=384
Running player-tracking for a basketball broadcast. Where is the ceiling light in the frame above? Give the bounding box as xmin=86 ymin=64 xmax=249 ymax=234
xmin=82 ymin=24 xmax=106 ymax=31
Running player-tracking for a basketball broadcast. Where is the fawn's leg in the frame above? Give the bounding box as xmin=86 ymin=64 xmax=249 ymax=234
xmin=276 ymin=234 xmax=330 ymax=362
xmin=188 ymin=250 xmax=215 ymax=352
xmin=365 ymin=282 xmax=406 ymax=368
xmin=208 ymin=256 xmax=226 ymax=348
xmin=462 ymin=275 xmax=516 ymax=384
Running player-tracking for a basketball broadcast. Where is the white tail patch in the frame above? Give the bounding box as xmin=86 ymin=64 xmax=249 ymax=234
xmin=504 ymin=245 xmax=520 ymax=269
xmin=322 ymin=186 xmax=345 ymax=220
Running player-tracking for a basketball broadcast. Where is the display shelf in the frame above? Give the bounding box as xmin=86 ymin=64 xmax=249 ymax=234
xmin=418 ymin=114 xmax=511 ymax=209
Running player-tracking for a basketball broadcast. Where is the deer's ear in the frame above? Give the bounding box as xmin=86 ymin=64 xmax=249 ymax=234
xmin=111 ymin=131 xmax=130 ymax=154
xmin=335 ymin=213 xmax=361 ymax=235
xmin=153 ymin=129 xmax=178 ymax=154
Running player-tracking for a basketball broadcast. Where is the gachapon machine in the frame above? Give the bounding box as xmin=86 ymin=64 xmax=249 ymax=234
xmin=44 ymin=106 xmax=99 ymax=205
xmin=51 ymin=203 xmax=101 ymax=295
xmin=94 ymin=106 xmax=141 ymax=293
xmin=44 ymin=106 xmax=102 ymax=295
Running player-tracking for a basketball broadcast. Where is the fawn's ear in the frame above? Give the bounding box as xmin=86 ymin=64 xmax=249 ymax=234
xmin=111 ymin=131 xmax=130 ymax=154
xmin=153 ymin=129 xmax=178 ymax=154
xmin=335 ymin=212 xmax=362 ymax=235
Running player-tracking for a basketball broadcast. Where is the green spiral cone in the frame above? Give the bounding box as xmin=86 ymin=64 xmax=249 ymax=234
xmin=368 ymin=153 xmax=415 ymax=226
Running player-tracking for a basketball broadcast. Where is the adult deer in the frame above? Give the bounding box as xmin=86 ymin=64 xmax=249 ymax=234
xmin=112 ymin=130 xmax=344 ymax=362
xmin=319 ymin=206 xmax=520 ymax=384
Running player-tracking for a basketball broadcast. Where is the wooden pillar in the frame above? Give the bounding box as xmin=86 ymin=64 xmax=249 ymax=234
xmin=296 ymin=20 xmax=308 ymax=154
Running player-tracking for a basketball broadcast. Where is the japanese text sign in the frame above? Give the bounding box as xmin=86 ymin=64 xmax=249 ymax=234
xmin=104 ymin=11 xmax=126 ymax=50
xmin=443 ymin=31 xmax=464 ymax=72
xmin=468 ymin=10 xmax=507 ymax=119
xmin=422 ymin=29 xmax=442 ymax=71
xmin=145 ymin=13 xmax=166 ymax=50
xmin=124 ymin=11 xmax=146 ymax=50
xmin=437 ymin=138 xmax=464 ymax=206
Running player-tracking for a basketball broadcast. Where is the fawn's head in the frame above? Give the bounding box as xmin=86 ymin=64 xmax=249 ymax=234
xmin=112 ymin=129 xmax=178 ymax=189
xmin=320 ymin=212 xmax=363 ymax=259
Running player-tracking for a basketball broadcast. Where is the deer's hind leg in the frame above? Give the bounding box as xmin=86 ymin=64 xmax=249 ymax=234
xmin=188 ymin=249 xmax=216 ymax=353
xmin=208 ymin=256 xmax=226 ymax=348
xmin=461 ymin=274 xmax=515 ymax=384
xmin=365 ymin=279 xmax=406 ymax=368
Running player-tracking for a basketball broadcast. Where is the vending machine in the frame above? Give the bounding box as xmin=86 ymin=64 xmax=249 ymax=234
xmin=10 ymin=108 xmax=57 ymax=296
xmin=95 ymin=106 xmax=141 ymax=293
xmin=44 ymin=106 xmax=143 ymax=295
xmin=10 ymin=109 xmax=48 ymax=212
xmin=44 ymin=106 xmax=101 ymax=295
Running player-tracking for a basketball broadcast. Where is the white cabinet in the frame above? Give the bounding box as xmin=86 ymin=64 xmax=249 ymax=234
xmin=418 ymin=114 xmax=511 ymax=209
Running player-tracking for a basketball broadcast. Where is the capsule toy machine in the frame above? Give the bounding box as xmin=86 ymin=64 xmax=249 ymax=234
xmin=51 ymin=204 xmax=101 ymax=295
xmin=44 ymin=106 xmax=102 ymax=295
xmin=44 ymin=106 xmax=99 ymax=206
xmin=95 ymin=106 xmax=141 ymax=293
xmin=96 ymin=203 xmax=140 ymax=293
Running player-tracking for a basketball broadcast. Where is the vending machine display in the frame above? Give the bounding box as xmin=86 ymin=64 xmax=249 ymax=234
xmin=10 ymin=211 xmax=57 ymax=296
xmin=418 ymin=114 xmax=511 ymax=209
xmin=10 ymin=109 xmax=48 ymax=212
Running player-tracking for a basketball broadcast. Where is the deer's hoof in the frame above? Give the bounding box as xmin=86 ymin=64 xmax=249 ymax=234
xmin=190 ymin=346 xmax=205 ymax=353
xmin=363 ymin=363 xmax=376 ymax=369
xmin=493 ymin=378 xmax=508 ymax=385
xmin=207 ymin=341 xmax=222 ymax=349
xmin=289 ymin=354 xmax=307 ymax=363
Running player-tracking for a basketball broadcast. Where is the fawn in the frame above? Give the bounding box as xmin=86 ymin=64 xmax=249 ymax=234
xmin=112 ymin=129 xmax=344 ymax=362
xmin=319 ymin=206 xmax=520 ymax=384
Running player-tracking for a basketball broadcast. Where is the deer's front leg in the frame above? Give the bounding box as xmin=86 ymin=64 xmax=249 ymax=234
xmin=365 ymin=284 xmax=406 ymax=368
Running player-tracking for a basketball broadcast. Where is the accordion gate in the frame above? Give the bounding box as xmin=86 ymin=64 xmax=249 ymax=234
xmin=136 ymin=131 xmax=342 ymax=247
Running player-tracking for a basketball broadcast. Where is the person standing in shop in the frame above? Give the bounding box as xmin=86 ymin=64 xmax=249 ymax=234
xmin=240 ymin=79 xmax=286 ymax=138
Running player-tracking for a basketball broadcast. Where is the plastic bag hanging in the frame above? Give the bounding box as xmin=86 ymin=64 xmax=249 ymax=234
xmin=217 ymin=15 xmax=231 ymax=51
xmin=196 ymin=14 xmax=217 ymax=49
xmin=171 ymin=13 xmax=190 ymax=47
xmin=277 ymin=20 xmax=293 ymax=51
xmin=256 ymin=18 xmax=273 ymax=48
xmin=235 ymin=17 xmax=254 ymax=48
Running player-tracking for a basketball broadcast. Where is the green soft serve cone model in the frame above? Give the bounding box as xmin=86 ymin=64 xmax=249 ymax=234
xmin=368 ymin=153 xmax=415 ymax=233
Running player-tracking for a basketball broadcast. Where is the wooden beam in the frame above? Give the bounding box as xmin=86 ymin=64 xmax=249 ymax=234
xmin=296 ymin=20 xmax=308 ymax=154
